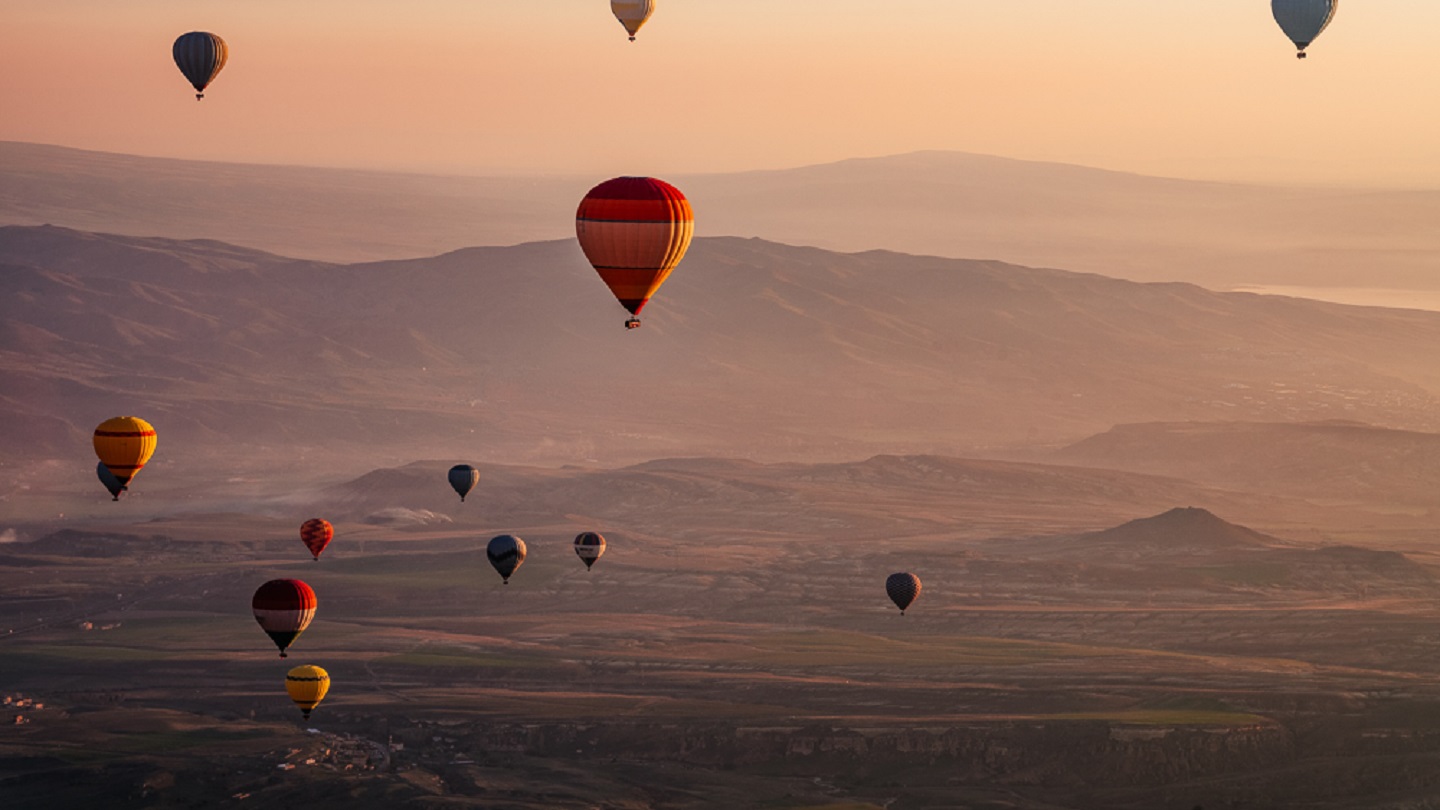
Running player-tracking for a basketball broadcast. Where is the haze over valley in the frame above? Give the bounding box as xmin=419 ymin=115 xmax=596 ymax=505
xmin=6 ymin=1 xmax=1440 ymax=806
xmin=5 ymin=141 xmax=1439 ymax=300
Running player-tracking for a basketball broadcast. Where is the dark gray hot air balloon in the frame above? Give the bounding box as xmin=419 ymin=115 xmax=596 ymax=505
xmin=1272 ymin=0 xmax=1338 ymax=59
xmin=886 ymin=573 xmax=921 ymax=615
xmin=173 ymin=31 xmax=228 ymax=99
xmin=448 ymin=464 xmax=479 ymax=502
xmin=487 ymin=534 xmax=527 ymax=584
xmin=574 ymin=532 xmax=606 ymax=570
xmin=97 ymin=461 xmax=125 ymax=501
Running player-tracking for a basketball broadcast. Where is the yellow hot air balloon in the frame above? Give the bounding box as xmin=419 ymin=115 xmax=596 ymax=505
xmin=93 ymin=417 xmax=157 ymax=490
xmin=285 ymin=664 xmax=330 ymax=720
xmin=611 ymin=0 xmax=656 ymax=41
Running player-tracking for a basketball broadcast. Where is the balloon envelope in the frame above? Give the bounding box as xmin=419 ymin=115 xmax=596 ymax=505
xmin=252 ymin=579 xmax=316 ymax=657
xmin=1272 ymin=0 xmax=1337 ymax=55
xmin=486 ymin=534 xmax=527 ymax=584
xmin=574 ymin=532 xmax=607 ymax=570
xmin=93 ymin=416 xmax=157 ymax=488
xmin=576 ymin=177 xmax=693 ymax=326
xmin=300 ymin=519 xmax=333 ymax=560
xmin=448 ymin=465 xmax=479 ymax=502
xmin=886 ymin=573 xmax=921 ymax=614
xmin=285 ymin=665 xmax=330 ymax=720
xmin=611 ymin=0 xmax=656 ymax=40
xmin=173 ymin=32 xmax=228 ymax=98
xmin=96 ymin=462 xmax=125 ymax=500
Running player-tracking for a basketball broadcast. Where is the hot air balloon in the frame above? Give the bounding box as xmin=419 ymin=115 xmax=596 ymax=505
xmin=285 ymin=665 xmax=330 ymax=720
xmin=93 ymin=417 xmax=157 ymax=491
xmin=173 ymin=31 xmax=228 ymax=99
xmin=97 ymin=462 xmax=125 ymax=501
xmin=448 ymin=465 xmax=480 ymax=502
xmin=886 ymin=573 xmax=921 ymax=615
xmin=574 ymin=532 xmax=606 ymax=570
xmin=611 ymin=0 xmax=656 ymax=42
xmin=487 ymin=535 xmax=527 ymax=584
xmin=576 ymin=177 xmax=694 ymax=329
xmin=300 ymin=519 xmax=333 ymax=561
xmin=252 ymin=579 xmax=316 ymax=658
xmin=1272 ymin=0 xmax=1337 ymax=59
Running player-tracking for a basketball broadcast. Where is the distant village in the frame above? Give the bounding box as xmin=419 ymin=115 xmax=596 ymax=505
xmin=4 ymin=693 xmax=51 ymax=726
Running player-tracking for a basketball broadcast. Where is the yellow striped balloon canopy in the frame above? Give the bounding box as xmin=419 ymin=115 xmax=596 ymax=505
xmin=93 ymin=416 xmax=157 ymax=487
xmin=285 ymin=664 xmax=330 ymax=720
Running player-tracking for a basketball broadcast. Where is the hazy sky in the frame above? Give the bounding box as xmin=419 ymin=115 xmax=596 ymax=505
xmin=3 ymin=1 xmax=1438 ymax=186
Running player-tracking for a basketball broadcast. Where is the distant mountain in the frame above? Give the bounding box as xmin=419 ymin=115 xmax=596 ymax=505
xmin=7 ymin=226 xmax=1440 ymax=500
xmin=1052 ymin=421 xmax=1440 ymax=506
xmin=4 ymin=141 xmax=1439 ymax=290
xmin=990 ymin=507 xmax=1438 ymax=600
xmin=1032 ymin=507 xmax=1284 ymax=559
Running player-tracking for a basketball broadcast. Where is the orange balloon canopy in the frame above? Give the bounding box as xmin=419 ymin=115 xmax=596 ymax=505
xmin=93 ymin=416 xmax=157 ymax=487
xmin=300 ymin=519 xmax=333 ymax=560
xmin=576 ymin=177 xmax=694 ymax=325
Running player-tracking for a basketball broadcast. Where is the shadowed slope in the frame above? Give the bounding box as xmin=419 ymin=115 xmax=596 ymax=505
xmin=7 ymin=226 xmax=1440 ymax=496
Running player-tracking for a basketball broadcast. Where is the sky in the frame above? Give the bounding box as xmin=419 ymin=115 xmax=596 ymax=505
xmin=2 ymin=0 xmax=1439 ymax=186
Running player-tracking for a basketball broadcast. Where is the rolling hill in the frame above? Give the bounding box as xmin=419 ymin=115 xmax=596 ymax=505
xmin=8 ymin=225 xmax=1440 ymax=502
xmin=1052 ymin=420 xmax=1440 ymax=508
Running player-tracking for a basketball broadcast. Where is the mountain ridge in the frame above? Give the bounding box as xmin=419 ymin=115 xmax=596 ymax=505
xmin=5 ymin=140 xmax=1439 ymax=293
xmin=7 ymin=226 xmax=1440 ymax=497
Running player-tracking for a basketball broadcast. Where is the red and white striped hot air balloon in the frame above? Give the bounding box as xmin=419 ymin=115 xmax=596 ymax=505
xmin=576 ymin=177 xmax=694 ymax=329
xmin=299 ymin=519 xmax=333 ymax=561
xmin=252 ymin=579 xmax=316 ymax=658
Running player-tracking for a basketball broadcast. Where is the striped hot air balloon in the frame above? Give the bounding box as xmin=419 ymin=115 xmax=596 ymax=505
xmin=1272 ymin=0 xmax=1338 ymax=59
xmin=448 ymin=465 xmax=479 ymax=502
xmin=285 ymin=665 xmax=330 ymax=720
xmin=576 ymin=177 xmax=694 ymax=329
xmin=252 ymin=579 xmax=316 ymax=658
xmin=574 ymin=532 xmax=607 ymax=570
xmin=885 ymin=573 xmax=921 ymax=615
xmin=611 ymin=0 xmax=656 ymax=41
xmin=486 ymin=535 xmax=527 ymax=584
xmin=173 ymin=31 xmax=228 ymax=99
xmin=300 ymin=519 xmax=333 ymax=561
xmin=93 ymin=416 xmax=157 ymax=491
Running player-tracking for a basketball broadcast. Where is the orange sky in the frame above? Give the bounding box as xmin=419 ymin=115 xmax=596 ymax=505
xmin=3 ymin=1 xmax=1438 ymax=186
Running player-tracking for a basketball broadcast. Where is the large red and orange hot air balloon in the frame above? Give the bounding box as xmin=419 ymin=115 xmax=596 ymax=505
xmin=576 ymin=177 xmax=694 ymax=329
xmin=252 ymin=579 xmax=317 ymax=658
xmin=300 ymin=519 xmax=333 ymax=561
xmin=93 ymin=416 xmax=157 ymax=495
